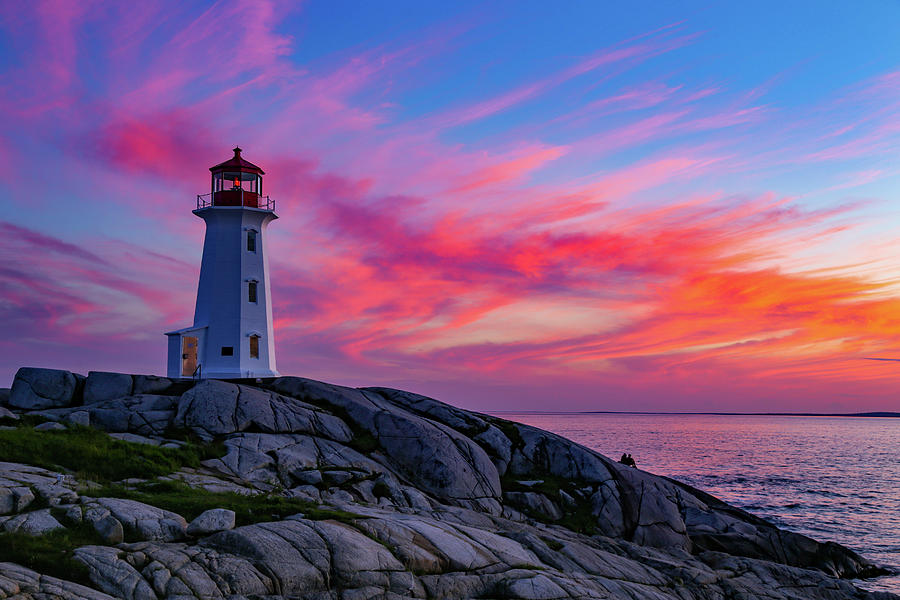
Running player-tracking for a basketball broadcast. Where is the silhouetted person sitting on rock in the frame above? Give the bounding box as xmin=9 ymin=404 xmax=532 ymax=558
xmin=619 ymin=453 xmax=636 ymax=467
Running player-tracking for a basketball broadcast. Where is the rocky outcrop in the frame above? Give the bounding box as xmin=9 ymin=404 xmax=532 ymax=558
xmin=83 ymin=372 xmax=134 ymax=405
xmin=82 ymin=498 xmax=187 ymax=542
xmin=0 ymin=562 xmax=114 ymax=600
xmin=0 ymin=508 xmax=65 ymax=535
xmin=270 ymin=379 xmax=503 ymax=511
xmin=0 ymin=367 xmax=895 ymax=600
xmin=174 ymin=380 xmax=353 ymax=442
xmin=0 ymin=462 xmax=76 ymax=514
xmin=37 ymin=394 xmax=179 ymax=436
xmin=186 ymin=508 xmax=235 ymax=536
xmin=8 ymin=367 xmax=82 ymax=410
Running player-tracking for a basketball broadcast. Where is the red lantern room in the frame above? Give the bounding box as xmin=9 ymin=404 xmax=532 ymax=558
xmin=199 ymin=147 xmax=273 ymax=210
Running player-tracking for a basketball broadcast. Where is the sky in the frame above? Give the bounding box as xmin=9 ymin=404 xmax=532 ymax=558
xmin=1 ymin=1 xmax=900 ymax=412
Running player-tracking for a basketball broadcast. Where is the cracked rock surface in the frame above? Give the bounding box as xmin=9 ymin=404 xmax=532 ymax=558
xmin=0 ymin=367 xmax=896 ymax=600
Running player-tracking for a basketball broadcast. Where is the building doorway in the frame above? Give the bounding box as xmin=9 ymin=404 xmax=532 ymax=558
xmin=182 ymin=336 xmax=198 ymax=376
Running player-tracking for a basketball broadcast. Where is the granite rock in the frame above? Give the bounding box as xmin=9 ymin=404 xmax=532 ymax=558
xmin=9 ymin=367 xmax=79 ymax=410
xmin=83 ymin=372 xmax=134 ymax=405
xmin=0 ymin=486 xmax=34 ymax=514
xmin=0 ymin=561 xmax=116 ymax=599
xmin=93 ymin=515 xmax=125 ymax=544
xmin=131 ymin=375 xmax=174 ymax=395
xmin=84 ymin=498 xmax=187 ymax=541
xmin=1 ymin=508 xmax=65 ymax=535
xmin=0 ymin=370 xmax=893 ymax=600
xmin=271 ymin=378 xmax=502 ymax=507
xmin=503 ymin=490 xmax=564 ymax=521
xmin=174 ymin=379 xmax=353 ymax=442
xmin=36 ymin=394 xmax=179 ymax=435
xmin=186 ymin=508 xmax=236 ymax=536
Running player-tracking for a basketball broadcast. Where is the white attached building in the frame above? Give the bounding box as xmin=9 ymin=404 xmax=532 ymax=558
xmin=166 ymin=147 xmax=279 ymax=379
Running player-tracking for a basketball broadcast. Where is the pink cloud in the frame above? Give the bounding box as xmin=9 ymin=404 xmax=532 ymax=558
xmin=0 ymin=221 xmax=195 ymax=345
xmin=447 ymin=145 xmax=569 ymax=194
xmin=87 ymin=109 xmax=218 ymax=180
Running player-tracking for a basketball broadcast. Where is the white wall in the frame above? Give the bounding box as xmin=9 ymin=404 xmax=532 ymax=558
xmin=189 ymin=205 xmax=279 ymax=378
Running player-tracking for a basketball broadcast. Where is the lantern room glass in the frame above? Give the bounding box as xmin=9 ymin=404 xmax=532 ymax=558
xmin=213 ymin=172 xmax=261 ymax=194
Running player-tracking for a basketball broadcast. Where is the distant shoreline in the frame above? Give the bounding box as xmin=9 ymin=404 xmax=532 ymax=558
xmin=490 ymin=411 xmax=900 ymax=418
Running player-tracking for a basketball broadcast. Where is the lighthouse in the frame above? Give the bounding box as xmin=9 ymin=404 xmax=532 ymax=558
xmin=165 ymin=148 xmax=279 ymax=379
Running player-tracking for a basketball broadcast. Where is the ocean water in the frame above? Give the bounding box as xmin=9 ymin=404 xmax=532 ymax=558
xmin=495 ymin=413 xmax=900 ymax=594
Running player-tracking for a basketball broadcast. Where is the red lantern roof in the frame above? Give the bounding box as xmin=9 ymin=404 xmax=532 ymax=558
xmin=209 ymin=147 xmax=265 ymax=175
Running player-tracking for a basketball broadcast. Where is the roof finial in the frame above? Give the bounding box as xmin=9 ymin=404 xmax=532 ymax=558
xmin=233 ymin=146 xmax=242 ymax=157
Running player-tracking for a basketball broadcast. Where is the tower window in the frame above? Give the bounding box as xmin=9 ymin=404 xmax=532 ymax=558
xmin=248 ymin=281 xmax=258 ymax=303
xmin=249 ymin=335 xmax=260 ymax=359
xmin=247 ymin=230 xmax=257 ymax=252
xmin=221 ymin=346 xmax=234 ymax=356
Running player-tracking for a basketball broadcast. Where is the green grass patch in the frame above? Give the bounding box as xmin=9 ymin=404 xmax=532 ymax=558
xmin=480 ymin=416 xmax=603 ymax=536
xmin=372 ymin=480 xmax=391 ymax=499
xmin=0 ymin=423 xmax=224 ymax=483
xmin=3 ymin=414 xmax=47 ymax=427
xmin=317 ymin=405 xmax=379 ymax=454
xmin=485 ymin=416 xmax=525 ymax=449
xmin=502 ymin=474 xmax=571 ymax=497
xmin=557 ymin=510 xmax=598 ymax=536
xmin=541 ymin=536 xmax=565 ymax=551
xmin=348 ymin=431 xmax=379 ymax=454
xmin=0 ymin=521 xmax=102 ymax=586
xmin=502 ymin=473 xmax=598 ymax=535
xmin=91 ymin=479 xmax=364 ymax=526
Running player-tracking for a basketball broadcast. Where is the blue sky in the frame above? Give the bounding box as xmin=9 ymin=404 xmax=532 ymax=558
xmin=1 ymin=1 xmax=899 ymax=411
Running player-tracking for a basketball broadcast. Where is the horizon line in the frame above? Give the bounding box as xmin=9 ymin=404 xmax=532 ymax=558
xmin=487 ymin=410 xmax=900 ymax=417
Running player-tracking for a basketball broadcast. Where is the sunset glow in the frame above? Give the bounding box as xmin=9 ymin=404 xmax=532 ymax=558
xmin=2 ymin=1 xmax=900 ymax=411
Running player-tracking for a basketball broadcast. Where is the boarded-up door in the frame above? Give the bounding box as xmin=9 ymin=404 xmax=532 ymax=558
xmin=182 ymin=336 xmax=198 ymax=376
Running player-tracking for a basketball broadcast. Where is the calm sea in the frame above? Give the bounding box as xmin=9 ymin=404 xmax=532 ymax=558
xmin=494 ymin=413 xmax=900 ymax=594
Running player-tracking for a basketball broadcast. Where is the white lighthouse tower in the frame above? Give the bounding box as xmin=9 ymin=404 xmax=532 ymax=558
xmin=165 ymin=147 xmax=279 ymax=379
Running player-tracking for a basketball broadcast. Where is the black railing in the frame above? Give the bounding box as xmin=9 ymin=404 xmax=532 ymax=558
xmin=196 ymin=192 xmax=275 ymax=211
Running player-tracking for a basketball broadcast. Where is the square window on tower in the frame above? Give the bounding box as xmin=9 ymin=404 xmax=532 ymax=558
xmin=248 ymin=281 xmax=258 ymax=303
xmin=221 ymin=346 xmax=234 ymax=356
